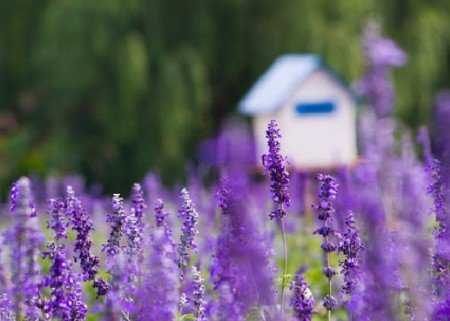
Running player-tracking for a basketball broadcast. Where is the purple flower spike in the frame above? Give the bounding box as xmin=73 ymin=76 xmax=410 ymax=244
xmin=131 ymin=183 xmax=147 ymax=221
xmin=65 ymin=186 xmax=108 ymax=297
xmin=423 ymin=153 xmax=450 ymax=302
xmin=124 ymin=207 xmax=143 ymax=257
xmin=39 ymin=244 xmax=87 ymax=321
xmin=177 ymin=188 xmax=199 ymax=277
xmin=48 ymin=198 xmax=68 ymax=240
xmin=135 ymin=229 xmax=178 ymax=321
xmin=290 ymin=268 xmax=315 ymax=321
xmin=5 ymin=177 xmax=43 ymax=320
xmin=338 ymin=212 xmax=363 ymax=295
xmin=313 ymin=174 xmax=340 ymax=313
xmin=103 ymin=194 xmax=126 ymax=257
xmin=154 ymin=198 xmax=169 ymax=228
xmin=192 ymin=266 xmax=207 ymax=321
xmin=262 ymin=119 xmax=290 ymax=220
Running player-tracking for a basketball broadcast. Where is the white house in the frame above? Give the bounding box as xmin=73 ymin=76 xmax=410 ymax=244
xmin=239 ymin=54 xmax=358 ymax=169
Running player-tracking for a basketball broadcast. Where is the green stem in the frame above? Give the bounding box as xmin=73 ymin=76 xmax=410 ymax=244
xmin=328 ymin=275 xmax=332 ymax=321
xmin=325 ymin=235 xmax=332 ymax=321
xmin=278 ymin=218 xmax=288 ymax=318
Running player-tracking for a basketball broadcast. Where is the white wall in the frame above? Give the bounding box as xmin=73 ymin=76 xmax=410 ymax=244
xmin=254 ymin=69 xmax=358 ymax=169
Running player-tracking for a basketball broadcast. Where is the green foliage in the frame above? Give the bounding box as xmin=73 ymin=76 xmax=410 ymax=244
xmin=0 ymin=0 xmax=449 ymax=193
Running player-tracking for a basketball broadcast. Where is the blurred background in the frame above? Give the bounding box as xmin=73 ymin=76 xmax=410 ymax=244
xmin=1 ymin=0 xmax=449 ymax=194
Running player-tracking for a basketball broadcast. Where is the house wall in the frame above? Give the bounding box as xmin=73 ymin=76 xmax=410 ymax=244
xmin=254 ymin=69 xmax=357 ymax=169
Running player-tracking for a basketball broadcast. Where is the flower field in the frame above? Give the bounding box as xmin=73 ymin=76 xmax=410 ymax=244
xmin=1 ymin=26 xmax=450 ymax=321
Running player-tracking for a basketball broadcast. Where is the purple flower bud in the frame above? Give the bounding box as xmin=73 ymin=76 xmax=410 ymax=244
xmin=323 ymin=295 xmax=337 ymax=311
xmin=323 ymin=267 xmax=337 ymax=279
xmin=290 ymin=269 xmax=315 ymax=321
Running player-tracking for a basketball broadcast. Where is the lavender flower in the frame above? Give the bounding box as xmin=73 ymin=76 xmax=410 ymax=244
xmin=5 ymin=177 xmax=43 ymax=320
xmin=338 ymin=211 xmax=363 ymax=295
xmin=177 ymin=188 xmax=199 ymax=277
xmin=352 ymin=162 xmax=399 ymax=320
xmin=65 ymin=186 xmax=108 ymax=296
xmin=131 ymin=183 xmax=147 ymax=251
xmin=48 ymin=198 xmax=67 ymax=240
xmin=0 ymin=294 xmax=14 ymax=321
xmin=313 ymin=174 xmax=339 ymax=313
xmin=192 ymin=265 xmax=207 ymax=321
xmin=135 ymin=228 xmax=178 ymax=321
xmin=103 ymin=194 xmax=126 ymax=257
xmin=290 ymin=268 xmax=315 ymax=321
xmin=39 ymin=244 xmax=87 ymax=321
xmin=124 ymin=207 xmax=143 ymax=257
xmin=423 ymin=153 xmax=450 ymax=301
xmin=432 ymin=294 xmax=450 ymax=321
xmin=131 ymin=183 xmax=146 ymax=221
xmin=154 ymin=198 xmax=169 ymax=228
xmin=262 ymin=119 xmax=290 ymax=220
xmin=211 ymin=177 xmax=275 ymax=318
xmin=358 ymin=22 xmax=406 ymax=118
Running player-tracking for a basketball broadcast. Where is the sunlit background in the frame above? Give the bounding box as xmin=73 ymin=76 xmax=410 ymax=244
xmin=1 ymin=0 xmax=450 ymax=194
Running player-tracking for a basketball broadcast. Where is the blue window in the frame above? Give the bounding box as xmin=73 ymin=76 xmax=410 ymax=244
xmin=295 ymin=101 xmax=336 ymax=115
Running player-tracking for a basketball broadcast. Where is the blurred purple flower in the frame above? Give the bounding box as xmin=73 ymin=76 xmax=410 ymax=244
xmin=154 ymin=198 xmax=169 ymax=228
xmin=211 ymin=177 xmax=276 ymax=318
xmin=135 ymin=229 xmax=178 ymax=321
xmin=358 ymin=23 xmax=406 ymax=118
xmin=423 ymin=150 xmax=450 ymax=307
xmin=4 ymin=177 xmax=43 ymax=320
xmin=351 ymin=162 xmax=399 ymax=320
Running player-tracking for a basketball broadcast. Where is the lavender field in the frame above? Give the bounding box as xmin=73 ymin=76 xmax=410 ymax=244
xmin=1 ymin=25 xmax=450 ymax=321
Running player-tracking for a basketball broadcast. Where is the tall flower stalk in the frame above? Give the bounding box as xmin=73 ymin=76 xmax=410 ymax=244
xmin=424 ymin=153 xmax=450 ymax=298
xmin=262 ymin=119 xmax=290 ymax=316
xmin=36 ymin=198 xmax=87 ymax=321
xmin=65 ymin=186 xmax=108 ymax=297
xmin=177 ymin=188 xmax=199 ymax=280
xmin=5 ymin=177 xmax=43 ymax=320
xmin=211 ymin=176 xmax=275 ymax=319
xmin=313 ymin=174 xmax=339 ymax=321
xmin=338 ymin=211 xmax=363 ymax=296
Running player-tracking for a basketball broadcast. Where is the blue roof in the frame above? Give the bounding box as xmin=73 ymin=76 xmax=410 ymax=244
xmin=238 ymin=54 xmax=353 ymax=115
